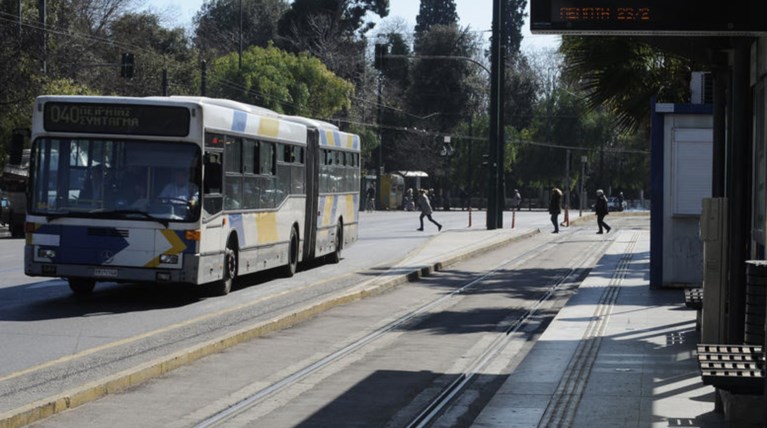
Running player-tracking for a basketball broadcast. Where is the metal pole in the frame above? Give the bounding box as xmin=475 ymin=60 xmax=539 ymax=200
xmin=200 ymin=60 xmax=207 ymax=96
xmin=580 ymin=155 xmax=587 ymax=217
xmin=38 ymin=0 xmax=46 ymax=74
xmin=376 ymin=74 xmax=383 ymax=210
xmin=238 ymin=0 xmax=243 ymax=69
xmin=486 ymin=0 xmax=505 ymax=230
xmin=162 ymin=69 xmax=168 ymax=96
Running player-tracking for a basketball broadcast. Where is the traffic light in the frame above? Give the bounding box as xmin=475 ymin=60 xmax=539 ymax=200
xmin=374 ymin=43 xmax=388 ymax=70
xmin=121 ymin=53 xmax=134 ymax=78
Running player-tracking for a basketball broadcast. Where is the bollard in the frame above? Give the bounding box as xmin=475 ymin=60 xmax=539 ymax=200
xmin=511 ymin=209 xmax=516 ymax=229
xmin=468 ymin=206 xmax=472 ymax=228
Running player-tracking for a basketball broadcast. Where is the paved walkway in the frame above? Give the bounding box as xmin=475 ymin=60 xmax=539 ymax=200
xmin=472 ymin=229 xmax=726 ymax=427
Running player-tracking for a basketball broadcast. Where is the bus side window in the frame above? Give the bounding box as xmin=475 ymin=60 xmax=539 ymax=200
xmin=259 ymin=142 xmax=274 ymax=175
xmin=203 ymin=152 xmax=223 ymax=217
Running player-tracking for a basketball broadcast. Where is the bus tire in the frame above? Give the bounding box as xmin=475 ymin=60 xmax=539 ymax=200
xmin=68 ymin=278 xmax=96 ymax=295
xmin=281 ymin=227 xmax=298 ymax=278
xmin=211 ymin=240 xmax=237 ymax=296
xmin=327 ymin=221 xmax=343 ymax=264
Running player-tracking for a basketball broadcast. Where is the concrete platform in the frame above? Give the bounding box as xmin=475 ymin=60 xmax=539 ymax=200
xmin=472 ymin=229 xmax=727 ymax=428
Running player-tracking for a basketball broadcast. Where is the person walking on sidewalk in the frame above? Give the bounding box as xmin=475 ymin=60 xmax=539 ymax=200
xmin=595 ymin=189 xmax=612 ymax=234
xmin=416 ymin=189 xmax=442 ymax=231
xmin=548 ymin=187 xmax=562 ymax=233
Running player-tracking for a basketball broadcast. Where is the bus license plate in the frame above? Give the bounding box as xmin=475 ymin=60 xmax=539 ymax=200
xmin=94 ymin=268 xmax=118 ymax=278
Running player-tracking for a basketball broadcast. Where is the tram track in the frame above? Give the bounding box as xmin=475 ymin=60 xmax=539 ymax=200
xmin=193 ymin=229 xmax=616 ymax=428
xmin=0 ymin=227 xmax=537 ymax=428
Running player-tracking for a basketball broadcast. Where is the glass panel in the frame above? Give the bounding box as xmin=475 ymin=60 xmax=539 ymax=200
xmin=30 ymin=138 xmax=201 ymax=222
xmin=243 ymin=139 xmax=257 ymax=174
xmin=260 ymin=142 xmax=274 ymax=175
xmin=224 ymin=137 xmax=241 ymax=173
xmin=225 ymin=175 xmax=242 ymax=210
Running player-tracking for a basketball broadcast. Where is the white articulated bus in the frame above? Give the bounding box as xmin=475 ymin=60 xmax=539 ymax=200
xmin=25 ymin=96 xmax=360 ymax=295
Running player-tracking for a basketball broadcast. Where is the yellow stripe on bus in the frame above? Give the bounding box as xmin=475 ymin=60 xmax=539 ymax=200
xmin=255 ymin=212 xmax=279 ymax=244
xmin=322 ymin=196 xmax=334 ymax=226
xmin=144 ymin=230 xmax=187 ymax=268
xmin=259 ymin=117 xmax=281 ymax=138
xmin=345 ymin=194 xmax=355 ymax=221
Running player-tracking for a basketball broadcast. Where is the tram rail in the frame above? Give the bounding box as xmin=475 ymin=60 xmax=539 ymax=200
xmin=194 ymin=229 xmax=616 ymax=428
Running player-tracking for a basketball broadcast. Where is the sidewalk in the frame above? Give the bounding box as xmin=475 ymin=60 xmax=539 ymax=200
xmin=472 ymin=229 xmax=726 ymax=427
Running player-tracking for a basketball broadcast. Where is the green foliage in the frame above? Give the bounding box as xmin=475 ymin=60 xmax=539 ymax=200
xmin=407 ymin=25 xmax=480 ymax=133
xmin=414 ymin=0 xmax=457 ymax=40
xmin=278 ymin=0 xmax=388 ymax=42
xmin=106 ymin=12 xmax=199 ymax=96
xmin=194 ymin=0 xmax=289 ymax=59
xmin=503 ymin=0 xmax=528 ymax=58
xmin=504 ymin=57 xmax=539 ymax=131
xmin=560 ymin=36 xmax=693 ymax=132
xmin=207 ymin=44 xmax=354 ymax=118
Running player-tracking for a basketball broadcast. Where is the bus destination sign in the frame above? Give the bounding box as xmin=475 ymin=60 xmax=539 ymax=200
xmin=43 ymin=102 xmax=191 ymax=137
xmin=531 ymin=0 xmax=767 ymax=35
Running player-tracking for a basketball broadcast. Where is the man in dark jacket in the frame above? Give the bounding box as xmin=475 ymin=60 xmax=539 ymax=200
xmin=548 ymin=188 xmax=562 ymax=233
xmin=594 ymin=189 xmax=612 ymax=234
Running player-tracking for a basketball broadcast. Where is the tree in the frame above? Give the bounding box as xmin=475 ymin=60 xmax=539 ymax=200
xmin=503 ymin=0 xmax=527 ymax=59
xmin=276 ymin=0 xmax=389 ymax=81
xmin=504 ymin=56 xmax=539 ymax=132
xmin=560 ymin=36 xmax=694 ymax=132
xmin=207 ymin=44 xmax=354 ymax=118
xmin=101 ymin=12 xmax=198 ymax=96
xmin=414 ymin=0 xmax=457 ymax=40
xmin=194 ymin=0 xmax=289 ymax=59
xmin=407 ymin=25 xmax=481 ymax=133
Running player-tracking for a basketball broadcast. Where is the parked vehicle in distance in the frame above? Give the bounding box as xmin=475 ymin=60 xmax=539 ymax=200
xmin=607 ymin=196 xmax=626 ymax=212
xmin=0 ymin=193 xmax=9 ymax=226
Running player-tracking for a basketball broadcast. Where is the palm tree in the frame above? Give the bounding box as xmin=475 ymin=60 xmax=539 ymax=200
xmin=559 ymin=36 xmax=702 ymax=132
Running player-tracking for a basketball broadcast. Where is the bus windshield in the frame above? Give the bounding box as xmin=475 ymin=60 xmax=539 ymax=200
xmin=30 ymin=138 xmax=201 ymax=222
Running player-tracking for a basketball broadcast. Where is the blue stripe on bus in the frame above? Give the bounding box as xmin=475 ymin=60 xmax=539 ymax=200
xmin=333 ymin=131 xmax=342 ymax=147
xmin=232 ymin=110 xmax=247 ymax=132
xmin=332 ymin=194 xmax=339 ymax=220
xmin=58 ymin=226 xmax=131 ymax=265
xmin=317 ymin=196 xmax=325 ymax=227
xmin=229 ymin=214 xmax=244 ymax=244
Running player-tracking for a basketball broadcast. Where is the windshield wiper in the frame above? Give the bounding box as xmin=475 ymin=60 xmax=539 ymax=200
xmin=43 ymin=209 xmax=173 ymax=228
xmin=103 ymin=210 xmax=171 ymax=228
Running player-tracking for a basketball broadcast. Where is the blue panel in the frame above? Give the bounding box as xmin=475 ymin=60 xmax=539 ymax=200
xmin=57 ymin=225 xmax=131 ymax=265
xmin=232 ymin=111 xmax=247 ymax=133
xmin=229 ymin=214 xmax=244 ymax=244
xmin=650 ymin=97 xmax=664 ymax=289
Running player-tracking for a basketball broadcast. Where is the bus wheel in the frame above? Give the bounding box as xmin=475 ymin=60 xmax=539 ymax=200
xmin=281 ymin=228 xmax=298 ymax=278
xmin=328 ymin=221 xmax=343 ymax=264
xmin=211 ymin=243 xmax=237 ymax=296
xmin=68 ymin=278 xmax=96 ymax=295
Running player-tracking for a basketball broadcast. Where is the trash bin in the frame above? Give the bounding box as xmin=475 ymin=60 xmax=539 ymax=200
xmin=744 ymin=260 xmax=767 ymax=345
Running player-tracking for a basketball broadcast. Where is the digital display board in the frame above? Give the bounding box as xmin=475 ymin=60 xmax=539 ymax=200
xmin=530 ymin=0 xmax=767 ymax=35
xmin=43 ymin=102 xmax=191 ymax=137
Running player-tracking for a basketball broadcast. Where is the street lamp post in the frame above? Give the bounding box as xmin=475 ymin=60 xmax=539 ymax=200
xmin=580 ymin=155 xmax=587 ymax=217
xmin=374 ymin=37 xmax=388 ymax=211
xmin=440 ymin=136 xmax=454 ymax=211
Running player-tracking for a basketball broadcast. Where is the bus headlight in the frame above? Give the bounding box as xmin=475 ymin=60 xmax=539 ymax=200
xmin=160 ymin=254 xmax=179 ymax=264
xmin=37 ymin=248 xmax=57 ymax=259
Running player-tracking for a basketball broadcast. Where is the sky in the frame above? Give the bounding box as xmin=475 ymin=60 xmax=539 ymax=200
xmin=141 ymin=0 xmax=560 ymax=52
